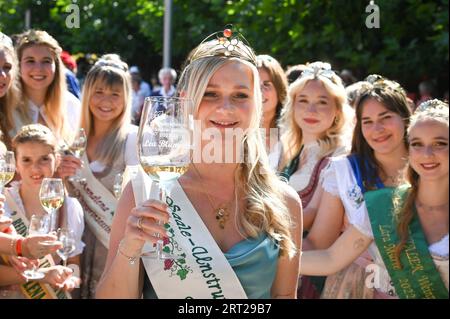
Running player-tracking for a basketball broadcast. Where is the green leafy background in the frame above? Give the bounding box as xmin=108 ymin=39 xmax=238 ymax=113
xmin=1 ymin=0 xmax=448 ymax=95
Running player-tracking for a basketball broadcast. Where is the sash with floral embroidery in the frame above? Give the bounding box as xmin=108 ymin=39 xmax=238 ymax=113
xmin=130 ymin=165 xmax=247 ymax=299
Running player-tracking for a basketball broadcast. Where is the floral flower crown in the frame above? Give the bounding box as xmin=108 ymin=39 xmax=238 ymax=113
xmin=0 ymin=31 xmax=13 ymax=47
xmin=300 ymin=61 xmax=337 ymax=82
xmin=414 ymin=99 xmax=449 ymax=121
xmin=187 ymin=25 xmax=257 ymax=66
xmin=16 ymin=30 xmax=62 ymax=56
xmin=361 ymin=74 xmax=405 ymax=95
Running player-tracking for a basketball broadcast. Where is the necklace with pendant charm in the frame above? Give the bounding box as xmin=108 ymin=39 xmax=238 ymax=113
xmin=193 ymin=164 xmax=232 ymax=229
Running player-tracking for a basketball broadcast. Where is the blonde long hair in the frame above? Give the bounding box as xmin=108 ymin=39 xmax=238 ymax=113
xmin=15 ymin=30 xmax=71 ymax=142
xmin=80 ymin=54 xmax=132 ymax=166
xmin=0 ymin=36 xmax=20 ymax=148
xmin=279 ymin=62 xmax=353 ymax=169
xmin=178 ymin=40 xmax=297 ymax=258
xmin=394 ymin=99 xmax=449 ymax=266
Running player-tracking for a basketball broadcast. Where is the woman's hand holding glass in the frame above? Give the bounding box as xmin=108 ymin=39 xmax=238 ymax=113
xmin=39 ymin=265 xmax=75 ymax=290
xmin=119 ymin=199 xmax=170 ymax=262
xmin=58 ymin=154 xmax=83 ymax=180
xmin=23 ymin=214 xmax=52 ymax=280
xmin=68 ymin=128 xmax=87 ymax=183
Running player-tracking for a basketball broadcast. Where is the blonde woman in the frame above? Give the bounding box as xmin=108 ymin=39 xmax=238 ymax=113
xmin=10 ymin=29 xmax=80 ymax=144
xmin=0 ymin=32 xmax=20 ymax=149
xmin=96 ymin=29 xmax=302 ymax=299
xmin=59 ymin=54 xmax=138 ymax=299
xmin=301 ymin=99 xmax=448 ymax=299
xmin=273 ymin=62 xmax=354 ymax=230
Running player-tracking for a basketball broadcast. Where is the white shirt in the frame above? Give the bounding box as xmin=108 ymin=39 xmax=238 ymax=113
xmin=4 ymin=181 xmax=85 ymax=257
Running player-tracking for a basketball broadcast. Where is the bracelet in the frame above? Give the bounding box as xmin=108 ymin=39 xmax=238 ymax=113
xmin=117 ymin=240 xmax=139 ymax=265
xmin=15 ymin=237 xmax=24 ymax=257
xmin=10 ymin=237 xmax=18 ymax=256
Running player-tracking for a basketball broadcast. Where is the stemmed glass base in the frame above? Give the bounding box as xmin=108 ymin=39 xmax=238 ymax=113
xmin=141 ymin=183 xmax=178 ymax=260
xmin=23 ymin=267 xmax=45 ymax=280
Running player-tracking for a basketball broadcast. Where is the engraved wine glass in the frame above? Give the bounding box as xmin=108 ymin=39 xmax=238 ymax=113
xmin=137 ymin=96 xmax=192 ymax=260
xmin=22 ymin=214 xmax=51 ymax=280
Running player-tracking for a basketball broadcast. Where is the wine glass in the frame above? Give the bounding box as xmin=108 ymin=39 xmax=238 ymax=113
xmin=39 ymin=178 xmax=65 ymax=232
xmin=138 ymin=96 xmax=193 ymax=260
xmin=56 ymin=228 xmax=76 ymax=267
xmin=113 ymin=172 xmax=123 ymax=199
xmin=0 ymin=151 xmax=15 ymax=194
xmin=68 ymin=128 xmax=87 ymax=183
xmin=22 ymin=214 xmax=51 ymax=280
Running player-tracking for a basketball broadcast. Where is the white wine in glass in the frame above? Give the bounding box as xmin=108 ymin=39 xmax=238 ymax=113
xmin=0 ymin=151 xmax=15 ymax=194
xmin=68 ymin=128 xmax=87 ymax=183
xmin=39 ymin=178 xmax=65 ymax=232
xmin=138 ymin=96 xmax=193 ymax=260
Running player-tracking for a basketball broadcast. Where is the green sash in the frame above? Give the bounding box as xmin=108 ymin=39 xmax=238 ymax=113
xmin=365 ymin=185 xmax=448 ymax=299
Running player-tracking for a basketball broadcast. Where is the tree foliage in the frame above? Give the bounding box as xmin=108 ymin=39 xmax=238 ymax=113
xmin=0 ymin=0 xmax=448 ymax=93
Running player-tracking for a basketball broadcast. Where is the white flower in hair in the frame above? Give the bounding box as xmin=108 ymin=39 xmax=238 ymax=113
xmin=300 ymin=61 xmax=336 ymax=81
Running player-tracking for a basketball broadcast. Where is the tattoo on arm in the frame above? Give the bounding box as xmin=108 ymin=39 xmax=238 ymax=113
xmin=353 ymin=237 xmax=365 ymax=250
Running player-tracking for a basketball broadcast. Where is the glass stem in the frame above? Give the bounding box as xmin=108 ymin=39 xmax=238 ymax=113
xmin=156 ymin=182 xmax=166 ymax=258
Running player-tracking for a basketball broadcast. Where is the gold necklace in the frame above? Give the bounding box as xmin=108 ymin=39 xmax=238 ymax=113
xmin=192 ymin=164 xmax=232 ymax=229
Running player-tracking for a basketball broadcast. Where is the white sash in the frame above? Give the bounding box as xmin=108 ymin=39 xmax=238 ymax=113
xmin=4 ymin=189 xmax=71 ymax=299
xmin=130 ymin=165 xmax=247 ymax=299
xmin=70 ymin=153 xmax=117 ymax=249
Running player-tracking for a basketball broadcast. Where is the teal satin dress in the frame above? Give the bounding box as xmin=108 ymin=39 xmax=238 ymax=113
xmin=143 ymin=233 xmax=280 ymax=299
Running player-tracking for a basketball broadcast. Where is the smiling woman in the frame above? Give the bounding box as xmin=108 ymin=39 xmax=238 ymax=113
xmin=57 ymin=53 xmax=139 ymax=299
xmin=0 ymin=32 xmax=20 ymax=149
xmin=10 ymin=30 xmax=81 ymax=145
xmin=96 ymin=28 xmax=302 ymax=299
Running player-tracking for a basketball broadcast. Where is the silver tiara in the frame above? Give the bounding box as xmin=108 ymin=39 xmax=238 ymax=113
xmin=300 ymin=62 xmax=336 ymax=81
xmin=94 ymin=58 xmax=128 ymax=72
xmin=415 ymin=99 xmax=449 ymax=115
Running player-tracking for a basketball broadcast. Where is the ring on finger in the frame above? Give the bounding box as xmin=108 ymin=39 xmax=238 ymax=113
xmin=137 ymin=216 xmax=144 ymax=231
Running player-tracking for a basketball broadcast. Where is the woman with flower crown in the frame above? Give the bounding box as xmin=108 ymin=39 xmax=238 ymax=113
xmin=301 ymin=99 xmax=449 ymax=299
xmin=302 ymin=77 xmax=412 ymax=298
xmin=269 ymin=61 xmax=354 ymax=298
xmin=9 ymin=30 xmax=80 ymax=145
xmin=96 ymin=28 xmax=302 ymax=299
xmin=58 ymin=54 xmax=139 ymax=299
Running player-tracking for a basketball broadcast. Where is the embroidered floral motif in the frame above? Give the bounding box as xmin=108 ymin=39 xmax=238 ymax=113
xmin=347 ymin=184 xmax=364 ymax=209
xmin=161 ymin=223 xmax=192 ymax=280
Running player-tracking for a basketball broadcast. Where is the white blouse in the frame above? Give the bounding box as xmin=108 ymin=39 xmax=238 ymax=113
xmin=322 ymin=157 xmax=449 ymax=295
xmin=4 ymin=182 xmax=85 ymax=257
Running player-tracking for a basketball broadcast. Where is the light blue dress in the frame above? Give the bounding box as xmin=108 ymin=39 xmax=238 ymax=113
xmin=143 ymin=233 xmax=280 ymax=299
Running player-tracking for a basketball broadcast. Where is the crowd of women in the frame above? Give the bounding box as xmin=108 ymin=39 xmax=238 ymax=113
xmin=0 ymin=27 xmax=448 ymax=299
